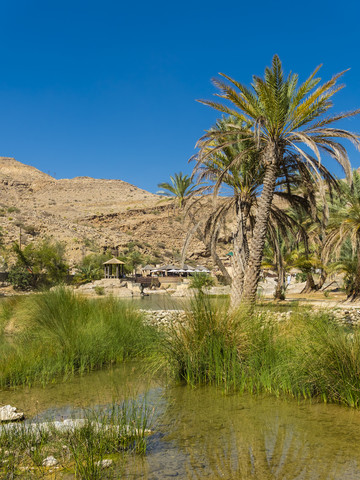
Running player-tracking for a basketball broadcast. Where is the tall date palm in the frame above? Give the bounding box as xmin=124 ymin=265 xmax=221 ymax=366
xmin=191 ymin=119 xmax=315 ymax=307
xmin=196 ymin=55 xmax=360 ymax=305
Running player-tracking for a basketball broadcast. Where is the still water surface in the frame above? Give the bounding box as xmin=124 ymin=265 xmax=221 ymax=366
xmin=1 ymin=364 xmax=360 ymax=479
xmin=124 ymin=294 xmax=190 ymax=310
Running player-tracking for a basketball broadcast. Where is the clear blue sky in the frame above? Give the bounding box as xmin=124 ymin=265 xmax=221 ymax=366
xmin=0 ymin=0 xmax=359 ymax=192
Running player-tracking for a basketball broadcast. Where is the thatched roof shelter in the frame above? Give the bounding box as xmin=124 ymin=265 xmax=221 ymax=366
xmin=103 ymin=258 xmax=125 ymax=279
xmin=142 ymin=265 xmax=154 ymax=271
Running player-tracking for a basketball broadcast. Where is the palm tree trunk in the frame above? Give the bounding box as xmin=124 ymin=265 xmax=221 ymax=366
xmin=300 ymin=232 xmax=318 ymax=293
xmin=301 ymin=272 xmax=317 ymax=293
xmin=317 ymin=269 xmax=327 ymax=290
xmin=274 ymin=274 xmax=285 ymax=299
xmin=210 ymin=225 xmax=232 ymax=285
xmin=273 ymin=237 xmax=285 ymax=300
xmin=241 ymin=154 xmax=278 ymax=305
xmin=230 ymin=203 xmax=249 ymax=309
xmin=349 ymin=235 xmax=360 ymax=300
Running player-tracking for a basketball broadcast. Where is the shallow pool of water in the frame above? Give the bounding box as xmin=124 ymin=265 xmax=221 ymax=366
xmin=123 ymin=293 xmax=230 ymax=310
xmin=124 ymin=293 xmax=190 ymax=310
xmin=1 ymin=365 xmax=360 ymax=479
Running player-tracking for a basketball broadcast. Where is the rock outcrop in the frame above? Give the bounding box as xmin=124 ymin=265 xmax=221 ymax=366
xmin=0 ymin=157 xmax=213 ymax=267
xmin=0 ymin=405 xmax=25 ymax=422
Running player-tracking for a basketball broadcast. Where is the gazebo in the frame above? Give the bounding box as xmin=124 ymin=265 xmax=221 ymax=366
xmin=103 ymin=258 xmax=125 ymax=279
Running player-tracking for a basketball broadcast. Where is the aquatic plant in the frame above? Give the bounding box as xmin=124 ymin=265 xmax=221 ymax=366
xmin=0 ymin=288 xmax=158 ymax=387
xmin=156 ymin=294 xmax=360 ymax=407
xmin=156 ymin=292 xmax=246 ymax=388
xmin=0 ymin=399 xmax=152 ymax=479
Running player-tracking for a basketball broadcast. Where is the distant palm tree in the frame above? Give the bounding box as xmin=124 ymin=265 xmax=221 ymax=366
xmin=196 ymin=55 xmax=360 ymax=305
xmin=262 ymin=232 xmax=293 ymax=300
xmin=326 ymin=170 xmax=360 ymax=299
xmin=329 ymin=239 xmax=358 ymax=297
xmin=287 ymin=199 xmax=330 ymax=293
xmin=157 ymin=172 xmax=197 ymax=209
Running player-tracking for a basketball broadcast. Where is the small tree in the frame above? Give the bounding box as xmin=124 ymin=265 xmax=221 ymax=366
xmin=189 ymin=273 xmax=215 ymax=294
xmin=74 ymin=253 xmax=111 ymax=284
xmin=12 ymin=238 xmax=69 ymax=288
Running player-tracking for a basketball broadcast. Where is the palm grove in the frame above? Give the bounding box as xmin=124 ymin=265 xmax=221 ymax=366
xmin=160 ymin=56 xmax=360 ymax=307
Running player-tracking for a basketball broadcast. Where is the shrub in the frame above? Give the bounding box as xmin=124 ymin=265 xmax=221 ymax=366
xmin=11 ymin=238 xmax=69 ymax=288
xmin=189 ymin=273 xmax=215 ymax=292
xmin=94 ymin=286 xmax=105 ymax=295
xmin=7 ymin=265 xmax=32 ymax=290
xmin=23 ymin=225 xmax=39 ymax=236
xmin=7 ymin=206 xmax=20 ymax=213
xmin=295 ymin=272 xmax=307 ymax=283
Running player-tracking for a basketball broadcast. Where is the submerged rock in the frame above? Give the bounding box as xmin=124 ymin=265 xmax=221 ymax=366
xmin=42 ymin=456 xmax=58 ymax=467
xmin=95 ymin=459 xmax=113 ymax=469
xmin=0 ymin=405 xmax=25 ymax=422
xmin=0 ymin=418 xmax=151 ymax=437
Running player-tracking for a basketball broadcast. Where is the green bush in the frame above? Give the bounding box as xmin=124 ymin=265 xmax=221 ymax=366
xmin=8 ymin=265 xmax=33 ymax=290
xmin=7 ymin=206 xmax=20 ymax=213
xmin=295 ymin=272 xmax=307 ymax=283
xmin=189 ymin=273 xmax=215 ymax=292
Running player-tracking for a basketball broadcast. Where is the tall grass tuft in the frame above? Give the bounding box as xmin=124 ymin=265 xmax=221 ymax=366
xmin=288 ymin=312 xmax=360 ymax=407
xmin=0 ymin=288 xmax=158 ymax=387
xmin=156 ymin=293 xmax=360 ymax=407
xmin=157 ymin=293 xmax=248 ymax=389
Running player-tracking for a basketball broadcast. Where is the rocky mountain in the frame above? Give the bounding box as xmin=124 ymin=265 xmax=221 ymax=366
xmin=0 ymin=157 xmax=214 ymax=267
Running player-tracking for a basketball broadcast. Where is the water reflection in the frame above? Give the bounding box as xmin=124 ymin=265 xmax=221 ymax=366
xmin=130 ymin=386 xmax=360 ymax=479
xmin=2 ymin=365 xmax=360 ymax=479
xmin=0 ymin=362 xmax=155 ymax=420
xmin=124 ymin=293 xmax=189 ymax=310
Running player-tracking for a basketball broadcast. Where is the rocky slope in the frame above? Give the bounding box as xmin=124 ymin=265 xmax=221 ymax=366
xmin=0 ymin=157 xmax=221 ymax=267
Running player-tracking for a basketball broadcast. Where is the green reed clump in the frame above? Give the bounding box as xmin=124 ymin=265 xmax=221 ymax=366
xmin=286 ymin=311 xmax=360 ymax=407
xmin=0 ymin=399 xmax=152 ymax=479
xmin=0 ymin=288 xmax=158 ymax=387
xmin=157 ymin=292 xmax=248 ymax=388
xmin=158 ymin=295 xmax=360 ymax=407
xmin=156 ymin=291 xmax=290 ymax=392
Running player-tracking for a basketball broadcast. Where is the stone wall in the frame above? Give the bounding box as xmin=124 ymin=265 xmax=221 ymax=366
xmin=141 ymin=309 xmax=187 ymax=328
xmin=141 ymin=307 xmax=360 ymax=329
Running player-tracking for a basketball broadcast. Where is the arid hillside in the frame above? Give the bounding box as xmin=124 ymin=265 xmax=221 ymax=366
xmin=0 ymin=157 xmax=222 ymax=267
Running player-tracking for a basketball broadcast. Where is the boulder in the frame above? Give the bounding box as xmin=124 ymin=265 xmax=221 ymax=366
xmin=0 ymin=405 xmax=25 ymax=422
